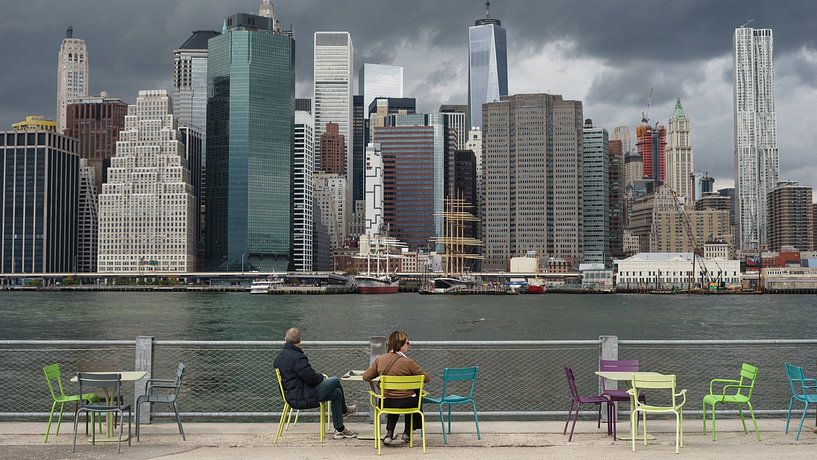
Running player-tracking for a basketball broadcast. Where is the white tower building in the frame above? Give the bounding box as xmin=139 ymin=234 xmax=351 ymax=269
xmin=734 ymin=26 xmax=778 ymax=250
xmin=364 ymin=143 xmax=384 ymax=236
xmin=666 ymin=98 xmax=693 ymax=205
xmin=314 ymin=172 xmax=348 ymax=249
xmin=57 ymin=26 xmax=88 ymax=133
xmin=97 ymin=90 xmax=197 ymax=272
xmin=294 ymin=110 xmax=315 ymax=271
xmin=313 ymin=32 xmax=353 ymax=173
xmin=359 ymin=63 xmax=403 ymax=119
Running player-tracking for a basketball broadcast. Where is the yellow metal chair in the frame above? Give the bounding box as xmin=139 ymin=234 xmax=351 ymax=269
xmin=274 ymin=368 xmax=329 ymax=443
xmin=627 ymin=374 xmax=687 ymax=454
xmin=368 ymin=375 xmax=427 ymax=455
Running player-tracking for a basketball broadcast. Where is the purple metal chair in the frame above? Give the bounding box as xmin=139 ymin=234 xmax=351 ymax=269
xmin=564 ymin=367 xmax=615 ymax=441
xmin=599 ymin=360 xmax=646 ymax=431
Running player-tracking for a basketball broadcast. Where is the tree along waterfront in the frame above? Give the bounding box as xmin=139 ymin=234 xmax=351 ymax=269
xmin=1 ymin=292 xmax=814 ymax=341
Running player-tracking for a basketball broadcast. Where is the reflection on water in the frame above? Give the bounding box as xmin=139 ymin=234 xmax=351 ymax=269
xmin=0 ymin=292 xmax=813 ymax=340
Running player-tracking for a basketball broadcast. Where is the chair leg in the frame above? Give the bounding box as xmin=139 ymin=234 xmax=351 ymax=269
xmin=135 ymin=400 xmax=142 ymax=442
xmin=55 ymin=402 xmax=66 ymax=436
xmin=568 ymin=402 xmax=580 ymax=442
xmin=597 ymin=403 xmax=601 ymax=428
xmin=91 ymin=412 xmax=96 ymax=445
xmin=471 ymin=400 xmax=481 ymax=440
xmin=420 ymin=412 xmax=427 ymax=454
xmin=737 ymin=403 xmax=747 ymax=433
xmin=439 ymin=403 xmax=447 ymax=444
xmin=44 ymin=400 xmax=57 ymax=442
xmin=745 ymin=401 xmax=759 ymax=442
xmin=712 ymin=402 xmax=717 ymax=441
xmin=563 ymin=401 xmax=575 ymax=435
xmin=409 ymin=412 xmax=414 ymax=448
xmin=675 ymin=412 xmax=680 ymax=454
xmin=72 ymin=408 xmax=81 ymax=452
xmin=117 ymin=410 xmax=123 ymax=454
xmin=786 ymin=397 xmax=794 ymax=433
xmin=173 ymin=402 xmax=186 ymax=441
xmin=274 ymin=405 xmax=288 ymax=444
xmin=448 ymin=403 xmax=452 ymax=434
xmin=702 ymin=401 xmax=707 ymax=434
xmin=319 ymin=403 xmax=325 ymax=443
xmin=796 ymin=401 xmax=809 ymax=441
xmin=631 ymin=409 xmax=637 ymax=452
xmin=375 ymin=409 xmax=381 ymax=455
xmin=642 ymin=411 xmax=647 ymax=446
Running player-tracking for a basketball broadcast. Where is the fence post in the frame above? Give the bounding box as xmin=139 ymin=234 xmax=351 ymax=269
xmin=599 ymin=335 xmax=618 ymax=422
xmin=135 ymin=336 xmax=154 ymax=424
xmin=368 ymin=336 xmax=386 ymax=422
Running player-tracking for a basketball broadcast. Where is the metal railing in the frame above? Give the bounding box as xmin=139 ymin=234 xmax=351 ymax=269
xmin=2 ymin=337 xmax=816 ymax=420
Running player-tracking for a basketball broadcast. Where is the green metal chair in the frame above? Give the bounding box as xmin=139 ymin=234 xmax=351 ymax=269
xmin=702 ymin=363 xmax=760 ymax=441
xmin=628 ymin=374 xmax=686 ymax=454
xmin=42 ymin=363 xmax=99 ymax=442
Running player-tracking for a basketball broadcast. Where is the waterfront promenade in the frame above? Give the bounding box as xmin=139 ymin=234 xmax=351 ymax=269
xmin=2 ymin=419 xmax=816 ymax=459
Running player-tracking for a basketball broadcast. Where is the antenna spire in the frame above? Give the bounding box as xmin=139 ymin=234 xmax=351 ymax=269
xmin=485 ymin=1 xmax=491 ymax=18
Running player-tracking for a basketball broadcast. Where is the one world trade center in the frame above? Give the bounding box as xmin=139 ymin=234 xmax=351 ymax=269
xmin=468 ymin=1 xmax=508 ymax=130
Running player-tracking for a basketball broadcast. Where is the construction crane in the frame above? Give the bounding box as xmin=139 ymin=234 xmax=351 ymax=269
xmin=641 ymin=88 xmax=654 ymax=124
xmin=669 ymin=189 xmax=722 ymax=290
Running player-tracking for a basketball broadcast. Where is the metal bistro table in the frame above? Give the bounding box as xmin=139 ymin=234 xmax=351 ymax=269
xmin=71 ymin=371 xmax=146 ymax=442
xmin=341 ymin=370 xmax=379 ymax=441
xmin=595 ymin=371 xmax=663 ymax=441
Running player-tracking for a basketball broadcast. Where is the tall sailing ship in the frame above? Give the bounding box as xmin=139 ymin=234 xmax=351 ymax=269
xmin=354 ymin=235 xmax=405 ymax=294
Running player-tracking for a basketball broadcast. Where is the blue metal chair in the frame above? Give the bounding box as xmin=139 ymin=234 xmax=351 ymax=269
xmin=784 ymin=362 xmax=817 ymax=440
xmin=424 ymin=366 xmax=480 ymax=443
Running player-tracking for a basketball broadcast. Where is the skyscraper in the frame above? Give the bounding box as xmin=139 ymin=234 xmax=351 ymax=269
xmin=77 ymin=158 xmax=97 ymax=272
xmin=359 ymin=63 xmax=403 ymax=119
xmin=352 ymin=95 xmax=365 ymax=202
xmin=734 ymin=26 xmax=779 ymax=250
xmin=767 ymin=181 xmax=813 ymax=252
xmin=636 ymin=121 xmax=666 ymax=187
xmin=467 ymin=2 xmax=508 ymax=130
xmin=64 ymin=93 xmax=129 ymax=194
xmin=612 ymin=125 xmax=632 ymax=153
xmin=582 ymin=119 xmax=610 ymax=265
xmin=97 ymin=90 xmax=196 ymax=273
xmin=313 ymin=173 xmax=348 ymax=249
xmin=438 ymin=105 xmax=467 ymax=150
xmin=364 ymin=143 xmax=384 ymax=236
xmin=1 ymin=119 xmax=79 ymax=273
xmin=483 ymin=94 xmax=583 ymax=270
xmin=313 ymin=32 xmax=353 ymax=174
xmin=666 ymin=98 xmax=693 ymax=204
xmin=319 ymin=122 xmax=346 ymax=175
xmin=173 ymin=30 xmax=219 ymax=153
xmin=293 ymin=110 xmax=314 ymax=272
xmin=206 ymin=12 xmax=295 ymax=271
xmin=608 ymin=140 xmax=625 ymax=258
xmin=57 ymin=27 xmax=88 ymax=133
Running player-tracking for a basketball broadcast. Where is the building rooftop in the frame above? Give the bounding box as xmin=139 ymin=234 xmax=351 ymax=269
xmin=178 ymin=30 xmax=220 ymax=50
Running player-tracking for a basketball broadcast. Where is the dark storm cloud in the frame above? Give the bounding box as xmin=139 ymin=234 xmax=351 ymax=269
xmin=2 ymin=0 xmax=817 ymax=132
xmin=586 ymin=61 xmax=706 ymax=108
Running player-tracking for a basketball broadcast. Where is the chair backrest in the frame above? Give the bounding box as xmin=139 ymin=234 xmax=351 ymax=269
xmin=274 ymin=368 xmax=288 ymax=404
xmin=174 ymin=362 xmax=186 ymax=386
xmin=77 ymin=373 xmax=123 ymax=407
xmin=631 ymin=374 xmax=678 ymax=407
xmin=77 ymin=360 xmax=116 ymax=373
xmin=440 ymin=366 xmax=478 ymax=400
xmin=737 ymin=363 xmax=758 ymax=399
xmin=378 ymin=375 xmax=425 ymax=410
xmin=599 ymin=359 xmax=640 ymax=373
xmin=564 ymin=367 xmax=580 ymax=400
xmin=43 ymin=363 xmax=66 ymax=401
xmin=785 ymin=362 xmax=808 ymax=396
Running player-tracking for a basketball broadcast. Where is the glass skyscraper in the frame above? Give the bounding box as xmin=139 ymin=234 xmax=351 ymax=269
xmin=206 ymin=12 xmax=295 ymax=271
xmin=468 ymin=8 xmax=508 ymax=130
xmin=358 ymin=63 xmax=403 ymax=120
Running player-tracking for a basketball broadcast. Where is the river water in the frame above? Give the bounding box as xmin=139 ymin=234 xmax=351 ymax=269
xmin=1 ymin=292 xmax=815 ymax=340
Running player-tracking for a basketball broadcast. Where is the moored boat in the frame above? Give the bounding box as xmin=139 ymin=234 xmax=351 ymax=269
xmin=355 ymin=275 xmax=400 ymax=294
xmin=249 ymin=278 xmax=284 ymax=294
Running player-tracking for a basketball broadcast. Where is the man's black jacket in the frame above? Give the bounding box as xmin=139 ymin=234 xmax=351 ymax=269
xmin=274 ymin=342 xmax=325 ymax=409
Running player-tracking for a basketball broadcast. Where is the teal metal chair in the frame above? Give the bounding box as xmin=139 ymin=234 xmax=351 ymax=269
xmin=785 ymin=362 xmax=817 ymax=440
xmin=42 ymin=363 xmax=99 ymax=443
xmin=424 ymin=366 xmax=480 ymax=444
xmin=702 ymin=363 xmax=760 ymax=441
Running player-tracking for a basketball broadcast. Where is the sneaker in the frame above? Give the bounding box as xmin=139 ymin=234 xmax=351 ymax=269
xmin=382 ymin=435 xmax=393 ymax=446
xmin=344 ymin=403 xmax=357 ymax=416
xmin=333 ymin=428 xmax=358 ymax=439
xmin=401 ymin=432 xmax=411 ymax=444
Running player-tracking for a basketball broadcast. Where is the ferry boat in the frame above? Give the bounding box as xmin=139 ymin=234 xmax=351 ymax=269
xmin=355 ymin=275 xmax=400 ymax=294
xmin=249 ymin=278 xmax=284 ymax=294
xmin=526 ymin=281 xmax=547 ymax=294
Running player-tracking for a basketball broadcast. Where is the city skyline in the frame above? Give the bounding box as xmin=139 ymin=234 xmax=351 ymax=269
xmin=0 ymin=1 xmax=815 ymax=198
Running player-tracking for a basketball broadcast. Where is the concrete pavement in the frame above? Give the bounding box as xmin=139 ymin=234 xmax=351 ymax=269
xmin=2 ymin=418 xmax=817 ymax=459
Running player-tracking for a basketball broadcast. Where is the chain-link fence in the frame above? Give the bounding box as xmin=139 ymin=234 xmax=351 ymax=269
xmin=3 ymin=338 xmax=815 ymax=420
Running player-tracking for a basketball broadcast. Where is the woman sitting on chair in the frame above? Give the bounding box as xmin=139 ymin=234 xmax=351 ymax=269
xmin=363 ymin=330 xmax=429 ymax=446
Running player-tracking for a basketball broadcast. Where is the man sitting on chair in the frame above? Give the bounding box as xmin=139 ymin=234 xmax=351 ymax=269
xmin=274 ymin=327 xmax=357 ymax=439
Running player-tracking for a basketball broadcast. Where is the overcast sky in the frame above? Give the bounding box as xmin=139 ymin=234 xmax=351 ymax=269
xmin=2 ymin=0 xmax=815 ymax=197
